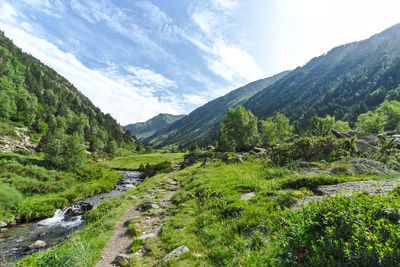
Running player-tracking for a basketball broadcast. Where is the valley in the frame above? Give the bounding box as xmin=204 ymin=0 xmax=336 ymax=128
xmin=1 ymin=5 xmax=400 ymax=266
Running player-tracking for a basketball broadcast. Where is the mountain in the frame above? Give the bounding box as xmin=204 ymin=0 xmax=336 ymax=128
xmin=145 ymin=70 xmax=291 ymax=148
xmin=245 ymin=23 xmax=400 ymax=127
xmin=124 ymin=113 xmax=186 ymax=140
xmin=0 ymin=31 xmax=133 ymax=151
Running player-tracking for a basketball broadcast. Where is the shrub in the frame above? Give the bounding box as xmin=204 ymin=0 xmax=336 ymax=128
xmin=274 ymin=192 xmax=400 ymax=266
xmin=269 ymin=136 xmax=353 ymax=165
xmin=0 ymin=183 xmax=22 ymax=212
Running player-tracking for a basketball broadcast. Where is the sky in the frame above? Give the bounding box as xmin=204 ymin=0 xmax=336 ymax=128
xmin=0 ymin=0 xmax=400 ymax=125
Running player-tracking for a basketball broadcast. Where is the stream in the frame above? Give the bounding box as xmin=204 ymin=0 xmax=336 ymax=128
xmin=0 ymin=171 xmax=143 ymax=266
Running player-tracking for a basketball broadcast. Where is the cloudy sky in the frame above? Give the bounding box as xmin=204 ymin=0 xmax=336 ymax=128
xmin=1 ymin=0 xmax=400 ymax=124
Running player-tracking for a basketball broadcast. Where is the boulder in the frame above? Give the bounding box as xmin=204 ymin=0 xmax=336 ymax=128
xmin=0 ymin=221 xmax=7 ymax=228
xmin=157 ymin=245 xmax=190 ymax=266
xmin=29 ymin=240 xmax=46 ymax=249
xmin=112 ymin=254 xmax=131 ymax=266
xmin=137 ymin=200 xmax=154 ymax=212
xmin=64 ymin=202 xmax=93 ymax=219
xmin=241 ymin=192 xmax=256 ymax=201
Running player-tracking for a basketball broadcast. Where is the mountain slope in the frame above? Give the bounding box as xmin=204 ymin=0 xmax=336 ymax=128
xmin=145 ymin=70 xmax=290 ymax=147
xmin=245 ymin=23 xmax=400 ymax=126
xmin=0 ymin=30 xmax=132 ymax=151
xmin=124 ymin=113 xmax=185 ymax=140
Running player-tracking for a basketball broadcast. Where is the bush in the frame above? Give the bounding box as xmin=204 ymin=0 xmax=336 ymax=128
xmin=0 ymin=183 xmax=22 ymax=212
xmin=269 ymin=136 xmax=353 ymax=165
xmin=76 ymin=165 xmax=104 ymax=182
xmin=274 ymin=192 xmax=400 ymax=266
xmin=138 ymin=161 xmax=173 ymax=178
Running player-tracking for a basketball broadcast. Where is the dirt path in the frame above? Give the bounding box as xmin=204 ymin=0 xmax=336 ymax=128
xmin=95 ymin=176 xmax=179 ymax=267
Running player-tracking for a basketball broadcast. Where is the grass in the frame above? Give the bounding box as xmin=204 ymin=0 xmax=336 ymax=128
xmin=16 ymin=172 xmax=174 ymax=267
xmin=102 ymin=152 xmax=184 ymax=170
xmin=0 ymin=152 xmax=122 ymax=222
xmin=120 ymin=157 xmax=399 ymax=266
xmin=15 ymin=153 xmax=400 ymax=266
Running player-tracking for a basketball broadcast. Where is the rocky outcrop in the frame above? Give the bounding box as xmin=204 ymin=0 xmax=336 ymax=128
xmin=332 ymin=128 xmax=379 ymax=153
xmin=0 ymin=127 xmax=38 ymax=153
xmin=157 ymin=245 xmax=190 ymax=266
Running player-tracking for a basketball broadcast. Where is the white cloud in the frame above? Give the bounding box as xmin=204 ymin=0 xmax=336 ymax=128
xmin=0 ymin=23 xmax=184 ymax=124
xmin=124 ymin=66 xmax=176 ymax=88
xmin=211 ymin=0 xmax=238 ymax=11
xmin=189 ymin=2 xmax=264 ymax=84
xmin=0 ymin=1 xmax=18 ymax=23
xmin=182 ymin=94 xmax=207 ymax=106
xmin=192 ymin=11 xmax=218 ymax=36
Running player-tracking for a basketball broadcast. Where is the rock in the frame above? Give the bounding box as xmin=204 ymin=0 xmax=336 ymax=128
xmin=331 ymin=129 xmax=351 ymax=139
xmin=157 ymin=245 xmax=190 ymax=266
xmin=298 ymin=161 xmax=319 ymax=168
xmin=29 ymin=240 xmax=46 ymax=249
xmin=210 ymin=192 xmax=220 ymax=197
xmin=64 ymin=202 xmax=93 ymax=219
xmin=0 ymin=228 xmax=7 ymax=233
xmin=252 ymin=147 xmax=266 ymax=153
xmin=112 ymin=253 xmax=131 ymax=266
xmin=207 ymin=145 xmax=215 ymax=150
xmin=137 ymin=233 xmax=157 ymax=240
xmin=151 ymin=203 xmax=160 ymax=209
xmin=0 ymin=221 xmax=7 ymax=228
xmin=137 ymin=200 xmax=154 ymax=212
xmin=241 ymin=192 xmax=256 ymax=201
xmin=128 ymin=196 xmax=137 ymax=200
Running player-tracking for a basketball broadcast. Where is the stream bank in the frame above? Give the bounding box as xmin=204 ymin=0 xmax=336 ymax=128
xmin=0 ymin=171 xmax=143 ymax=266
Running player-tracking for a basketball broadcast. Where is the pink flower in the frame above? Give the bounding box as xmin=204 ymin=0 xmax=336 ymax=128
xmin=299 ymin=253 xmax=304 ymax=259
xmin=305 ymin=249 xmax=309 ymax=254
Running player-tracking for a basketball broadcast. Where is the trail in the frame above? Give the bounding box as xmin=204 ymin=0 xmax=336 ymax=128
xmin=95 ymin=176 xmax=179 ymax=267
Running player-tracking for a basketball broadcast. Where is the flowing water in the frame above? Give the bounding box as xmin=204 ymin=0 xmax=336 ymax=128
xmin=0 ymin=171 xmax=143 ymax=266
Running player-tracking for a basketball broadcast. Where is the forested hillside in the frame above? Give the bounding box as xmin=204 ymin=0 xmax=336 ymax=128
xmin=245 ymin=23 xmax=400 ymax=126
xmin=124 ymin=113 xmax=185 ymax=140
xmin=145 ymin=71 xmax=290 ymax=148
xmin=0 ymin=31 xmax=133 ymax=153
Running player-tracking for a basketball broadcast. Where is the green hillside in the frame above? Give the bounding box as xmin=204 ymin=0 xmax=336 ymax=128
xmin=145 ymin=71 xmax=290 ymax=148
xmin=124 ymin=113 xmax=185 ymax=140
xmin=245 ymin=24 xmax=400 ymax=127
xmin=0 ymin=31 xmax=134 ymax=153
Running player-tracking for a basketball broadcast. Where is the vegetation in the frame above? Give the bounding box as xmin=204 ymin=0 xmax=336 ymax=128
xmin=217 ymin=106 xmax=259 ymax=152
xmin=357 ymin=100 xmax=400 ymax=133
xmin=0 ymin=152 xmax=121 ymax=222
xmin=124 ymin=113 xmax=185 ymax=140
xmin=0 ymin=31 xmax=137 ymax=157
xmin=145 ymin=71 xmax=290 ymax=148
xmin=101 ymin=152 xmax=184 ymax=170
xmin=275 ymin=192 xmax=400 ymax=266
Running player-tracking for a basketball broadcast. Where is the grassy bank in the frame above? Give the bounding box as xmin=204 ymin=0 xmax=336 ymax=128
xmin=0 ymin=152 xmax=121 ymax=222
xmin=122 ymin=157 xmax=399 ymax=266
xmin=15 ymin=153 xmax=400 ymax=266
xmin=101 ymin=152 xmax=184 ymax=170
xmin=16 ymin=172 xmax=170 ymax=266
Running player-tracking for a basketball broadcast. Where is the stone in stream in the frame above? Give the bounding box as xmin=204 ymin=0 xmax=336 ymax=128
xmin=157 ymin=245 xmax=190 ymax=265
xmin=64 ymin=202 xmax=93 ymax=219
xmin=28 ymin=240 xmax=46 ymax=249
xmin=0 ymin=221 xmax=7 ymax=228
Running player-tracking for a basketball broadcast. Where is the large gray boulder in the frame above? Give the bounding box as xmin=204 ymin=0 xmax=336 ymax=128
xmin=157 ymin=245 xmax=190 ymax=265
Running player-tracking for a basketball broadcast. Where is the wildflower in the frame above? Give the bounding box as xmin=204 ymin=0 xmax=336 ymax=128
xmin=299 ymin=252 xmax=304 ymax=259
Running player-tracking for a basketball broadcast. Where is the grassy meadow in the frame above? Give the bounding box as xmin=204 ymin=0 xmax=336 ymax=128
xmin=16 ymin=151 xmax=400 ymax=266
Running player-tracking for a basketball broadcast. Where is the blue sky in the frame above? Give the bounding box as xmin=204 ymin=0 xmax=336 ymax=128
xmin=1 ymin=0 xmax=400 ymax=124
